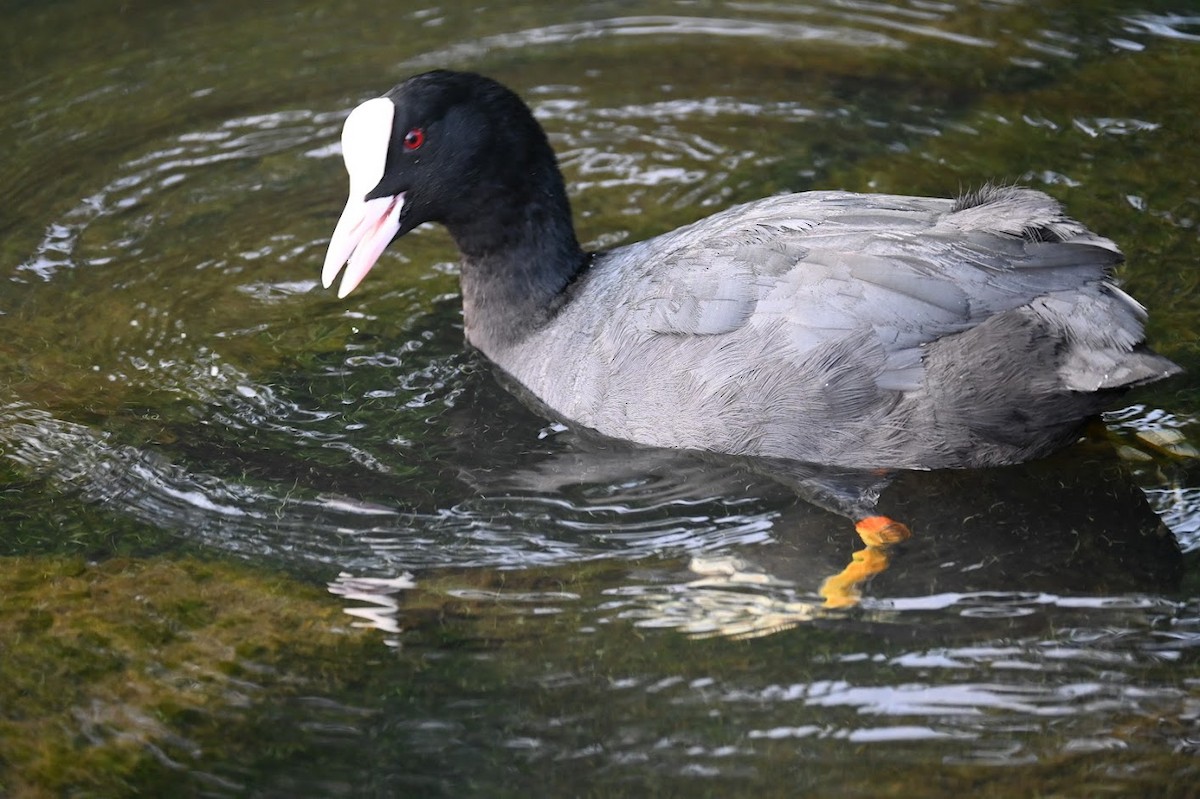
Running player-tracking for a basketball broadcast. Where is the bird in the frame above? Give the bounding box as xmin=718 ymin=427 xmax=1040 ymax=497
xmin=321 ymin=69 xmax=1179 ymax=551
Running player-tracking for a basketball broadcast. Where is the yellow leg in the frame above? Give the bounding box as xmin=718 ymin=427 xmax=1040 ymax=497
xmin=819 ymin=515 xmax=913 ymax=609
xmin=820 ymin=546 xmax=891 ymax=608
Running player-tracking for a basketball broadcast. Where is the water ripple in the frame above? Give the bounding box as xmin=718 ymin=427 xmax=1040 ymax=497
xmin=1122 ymin=13 xmax=1200 ymax=43
xmin=14 ymin=108 xmax=337 ymax=285
xmin=404 ymin=14 xmax=903 ymax=70
xmin=729 ymin=1 xmax=994 ymax=48
xmin=0 ymin=398 xmax=782 ymax=573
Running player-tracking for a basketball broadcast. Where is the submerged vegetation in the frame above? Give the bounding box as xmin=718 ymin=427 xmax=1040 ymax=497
xmin=0 ymin=556 xmax=388 ymax=796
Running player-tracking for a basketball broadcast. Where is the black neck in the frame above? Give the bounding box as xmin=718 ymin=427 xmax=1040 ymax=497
xmin=447 ymin=175 xmax=589 ymax=352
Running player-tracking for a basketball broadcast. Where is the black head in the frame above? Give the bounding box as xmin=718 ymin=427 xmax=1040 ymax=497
xmin=323 ymin=70 xmax=576 ymax=297
xmin=373 ymin=71 xmax=559 ymax=234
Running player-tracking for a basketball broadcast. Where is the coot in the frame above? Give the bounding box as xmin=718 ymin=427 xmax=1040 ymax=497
xmin=322 ymin=70 xmax=1179 ymax=474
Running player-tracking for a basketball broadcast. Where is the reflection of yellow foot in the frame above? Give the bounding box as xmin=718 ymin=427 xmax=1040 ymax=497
xmin=820 ymin=546 xmax=891 ymax=609
xmin=855 ymin=515 xmax=912 ymax=547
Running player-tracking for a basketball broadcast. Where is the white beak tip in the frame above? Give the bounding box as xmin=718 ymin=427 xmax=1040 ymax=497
xmin=320 ymin=193 xmax=405 ymax=299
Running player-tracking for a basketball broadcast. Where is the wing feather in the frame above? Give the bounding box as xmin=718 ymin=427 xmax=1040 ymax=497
xmin=623 ymin=188 xmax=1124 ymax=396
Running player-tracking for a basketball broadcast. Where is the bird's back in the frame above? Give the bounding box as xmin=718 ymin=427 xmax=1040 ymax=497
xmin=487 ymin=186 xmax=1179 ymax=468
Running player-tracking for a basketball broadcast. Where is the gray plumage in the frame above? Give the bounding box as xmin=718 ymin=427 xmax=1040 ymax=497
xmin=325 ymin=72 xmax=1180 ymax=471
xmin=481 ymin=186 xmax=1178 ymax=469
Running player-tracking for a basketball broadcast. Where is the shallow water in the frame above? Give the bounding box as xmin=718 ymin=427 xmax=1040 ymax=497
xmin=3 ymin=0 xmax=1200 ymax=795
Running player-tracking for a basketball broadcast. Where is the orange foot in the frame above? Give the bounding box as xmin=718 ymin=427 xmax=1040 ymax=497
xmin=855 ymin=515 xmax=912 ymax=547
xmin=819 ymin=515 xmax=912 ymax=609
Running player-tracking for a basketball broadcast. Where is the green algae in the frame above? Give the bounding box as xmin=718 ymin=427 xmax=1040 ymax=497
xmin=0 ymin=555 xmax=388 ymax=797
xmin=3 ymin=550 xmax=1199 ymax=797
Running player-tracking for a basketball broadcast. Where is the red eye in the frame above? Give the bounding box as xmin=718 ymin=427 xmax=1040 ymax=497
xmin=403 ymin=128 xmax=425 ymax=151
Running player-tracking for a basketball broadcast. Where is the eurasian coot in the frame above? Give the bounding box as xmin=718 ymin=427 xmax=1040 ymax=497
xmin=323 ymin=70 xmax=1179 ymax=474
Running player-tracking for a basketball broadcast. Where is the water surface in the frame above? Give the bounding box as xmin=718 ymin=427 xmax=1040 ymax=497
xmin=3 ymin=0 xmax=1200 ymax=795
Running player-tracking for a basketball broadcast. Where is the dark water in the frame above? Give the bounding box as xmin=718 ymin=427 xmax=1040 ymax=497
xmin=3 ymin=0 xmax=1200 ymax=795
